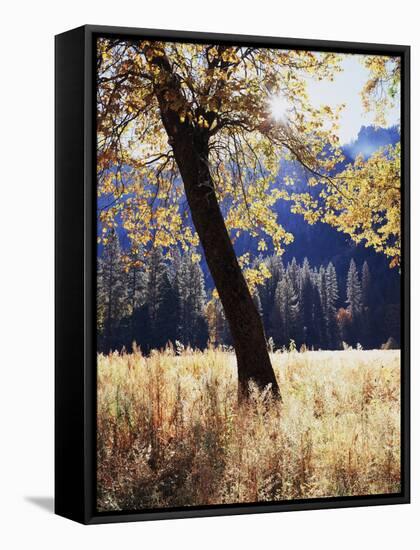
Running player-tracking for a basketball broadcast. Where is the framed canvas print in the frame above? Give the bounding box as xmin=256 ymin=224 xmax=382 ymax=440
xmin=55 ymin=25 xmax=410 ymax=524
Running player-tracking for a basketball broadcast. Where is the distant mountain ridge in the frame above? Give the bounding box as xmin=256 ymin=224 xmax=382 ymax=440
xmin=343 ymin=125 xmax=400 ymax=160
xmin=229 ymin=125 xmax=400 ymax=301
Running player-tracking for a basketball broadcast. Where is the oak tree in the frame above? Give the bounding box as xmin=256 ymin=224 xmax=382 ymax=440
xmin=96 ymin=39 xmax=398 ymax=397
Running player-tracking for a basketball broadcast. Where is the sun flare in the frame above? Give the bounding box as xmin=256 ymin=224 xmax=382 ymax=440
xmin=269 ymin=93 xmax=290 ymax=122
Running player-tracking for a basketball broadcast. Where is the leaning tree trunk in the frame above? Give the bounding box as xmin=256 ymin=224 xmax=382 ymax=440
xmin=166 ymin=129 xmax=280 ymax=400
xmin=151 ymin=59 xmax=280 ymax=400
xmin=176 ymin=131 xmax=279 ymax=399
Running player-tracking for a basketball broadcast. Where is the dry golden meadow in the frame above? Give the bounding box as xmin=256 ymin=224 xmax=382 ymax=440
xmin=97 ymin=348 xmax=400 ymax=511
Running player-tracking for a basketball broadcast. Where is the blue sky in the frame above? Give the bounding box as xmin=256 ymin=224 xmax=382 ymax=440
xmin=306 ymin=54 xmax=400 ymax=144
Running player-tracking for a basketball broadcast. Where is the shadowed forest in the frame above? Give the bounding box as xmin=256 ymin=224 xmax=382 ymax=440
xmin=97 ymin=238 xmax=400 ymax=354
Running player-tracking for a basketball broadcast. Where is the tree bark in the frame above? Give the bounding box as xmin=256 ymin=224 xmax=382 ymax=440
xmin=151 ymin=57 xmax=280 ymax=400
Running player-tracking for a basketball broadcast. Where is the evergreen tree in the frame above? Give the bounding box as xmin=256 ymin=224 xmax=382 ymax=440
xmin=312 ymin=268 xmax=326 ymax=349
xmin=273 ymin=273 xmax=300 ymax=348
xmin=97 ymin=231 xmax=127 ymax=351
xmin=287 ymin=257 xmax=301 ymax=294
xmin=346 ymin=259 xmax=363 ymax=345
xmin=272 ymin=277 xmax=288 ymax=347
xmin=286 ymin=258 xmax=303 ymax=345
xmin=361 ymin=260 xmax=372 ymax=347
xmin=318 ymin=265 xmax=328 ymax=312
xmin=124 ymin=250 xmax=148 ymax=347
xmin=361 ymin=260 xmax=371 ymax=307
xmin=145 ymin=247 xmax=166 ymax=327
xmin=325 ymin=262 xmax=340 ymax=349
xmin=176 ymin=252 xmax=191 ymax=344
xmin=154 ymin=272 xmax=181 ymax=349
xmin=188 ymin=256 xmax=209 ymax=347
xmin=300 ymin=258 xmax=315 ymax=347
xmin=258 ymin=255 xmax=285 ymax=338
xmin=346 ymin=259 xmax=363 ymax=316
xmin=176 ymin=250 xmax=208 ymax=348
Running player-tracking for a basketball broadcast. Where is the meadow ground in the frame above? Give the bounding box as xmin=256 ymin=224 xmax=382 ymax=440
xmin=97 ymin=348 xmax=400 ymax=511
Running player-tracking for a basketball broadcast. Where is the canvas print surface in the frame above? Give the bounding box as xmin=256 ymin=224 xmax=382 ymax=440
xmin=96 ymin=37 xmax=401 ymax=512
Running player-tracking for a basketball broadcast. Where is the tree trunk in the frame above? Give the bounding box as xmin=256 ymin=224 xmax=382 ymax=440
xmin=165 ymin=132 xmax=279 ymax=399
xmin=151 ymin=56 xmax=280 ymax=399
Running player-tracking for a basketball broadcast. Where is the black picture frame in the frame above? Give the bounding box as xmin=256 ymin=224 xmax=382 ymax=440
xmin=55 ymin=24 xmax=410 ymax=525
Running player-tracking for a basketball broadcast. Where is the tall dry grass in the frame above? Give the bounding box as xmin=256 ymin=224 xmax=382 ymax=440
xmin=97 ymin=347 xmax=400 ymax=511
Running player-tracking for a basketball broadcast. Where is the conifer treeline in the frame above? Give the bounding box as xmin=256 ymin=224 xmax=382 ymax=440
xmin=97 ymin=234 xmax=208 ymax=353
xmin=97 ymin=233 xmax=400 ymax=353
